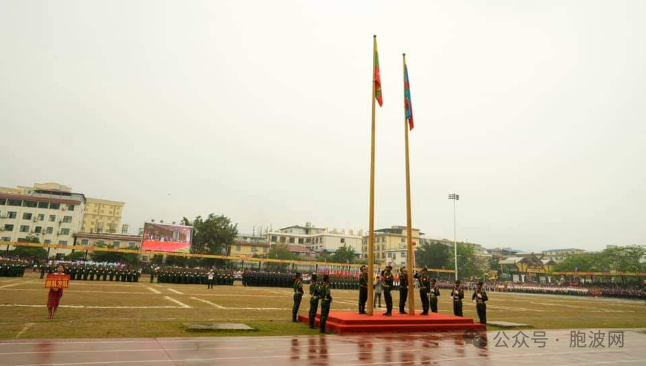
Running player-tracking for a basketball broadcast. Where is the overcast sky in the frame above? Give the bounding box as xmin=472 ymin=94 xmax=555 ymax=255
xmin=1 ymin=1 xmax=644 ymax=252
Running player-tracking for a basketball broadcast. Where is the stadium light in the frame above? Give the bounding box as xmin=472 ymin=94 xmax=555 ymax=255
xmin=448 ymin=193 xmax=460 ymax=280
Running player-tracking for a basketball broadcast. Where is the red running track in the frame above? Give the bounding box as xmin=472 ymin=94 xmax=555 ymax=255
xmin=0 ymin=329 xmax=644 ymax=366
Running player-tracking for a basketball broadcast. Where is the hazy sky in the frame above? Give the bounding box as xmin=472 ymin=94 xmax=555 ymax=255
xmin=1 ymin=1 xmax=644 ymax=252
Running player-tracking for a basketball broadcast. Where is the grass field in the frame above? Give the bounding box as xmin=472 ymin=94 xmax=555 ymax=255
xmin=1 ymin=273 xmax=645 ymax=339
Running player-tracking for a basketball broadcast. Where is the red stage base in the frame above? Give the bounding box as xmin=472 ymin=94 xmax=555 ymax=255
xmin=299 ymin=310 xmax=486 ymax=334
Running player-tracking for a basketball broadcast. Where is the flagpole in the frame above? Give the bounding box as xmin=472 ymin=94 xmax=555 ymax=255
xmin=367 ymin=35 xmax=377 ymax=316
xmin=403 ymin=53 xmax=415 ymax=315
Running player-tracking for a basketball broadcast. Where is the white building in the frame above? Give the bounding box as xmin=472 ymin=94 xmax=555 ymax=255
xmin=265 ymin=223 xmax=363 ymax=256
xmin=0 ymin=183 xmax=86 ymax=258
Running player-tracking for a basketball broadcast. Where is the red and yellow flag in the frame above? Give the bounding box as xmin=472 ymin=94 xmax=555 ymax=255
xmin=374 ymin=36 xmax=383 ymax=107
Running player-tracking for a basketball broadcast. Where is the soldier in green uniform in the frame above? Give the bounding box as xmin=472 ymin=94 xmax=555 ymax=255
xmin=382 ymin=265 xmax=394 ymax=316
xmin=452 ymin=280 xmax=464 ymax=316
xmin=415 ymin=267 xmax=430 ymax=315
xmin=292 ymin=273 xmax=304 ymax=322
xmin=358 ymin=265 xmax=368 ymax=314
xmin=472 ymin=281 xmax=488 ymax=324
xmin=308 ymin=273 xmax=321 ymax=329
xmin=398 ymin=266 xmax=408 ymax=314
xmin=319 ymin=274 xmax=332 ymax=333
xmin=429 ymin=278 xmax=440 ymax=313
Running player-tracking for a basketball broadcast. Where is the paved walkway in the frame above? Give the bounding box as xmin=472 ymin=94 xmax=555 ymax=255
xmin=0 ymin=329 xmax=644 ymax=366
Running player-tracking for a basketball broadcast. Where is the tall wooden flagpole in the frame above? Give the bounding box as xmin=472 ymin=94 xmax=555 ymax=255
xmin=403 ymin=53 xmax=416 ymax=315
xmin=367 ymin=35 xmax=377 ymax=316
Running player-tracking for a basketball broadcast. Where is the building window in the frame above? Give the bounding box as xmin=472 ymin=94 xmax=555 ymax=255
xmin=44 ymin=239 xmax=51 ymax=244
xmin=81 ymin=239 xmax=89 ymax=245
xmin=341 ymin=238 xmax=345 ymax=243
xmin=67 ymin=204 xmax=75 ymax=211
xmin=46 ymin=227 xmax=53 ymax=234
xmin=8 ymin=212 xmax=17 ymax=219
xmin=113 ymin=241 xmax=120 ymax=247
xmin=289 ymin=237 xmax=295 ymax=244
xmin=4 ymin=224 xmax=14 ymax=231
xmin=280 ymin=237 xmax=286 ymax=243
xmin=128 ymin=241 xmax=136 ymax=248
xmin=401 ymin=238 xmax=405 ymax=243
xmin=23 ymin=200 xmax=37 ymax=208
xmin=251 ymin=247 xmax=258 ymax=252
xmin=8 ymin=199 xmax=22 ymax=206
xmin=236 ymin=245 xmax=241 ymax=252
xmin=50 ymin=203 xmax=60 ymax=210
xmin=49 ymin=215 xmax=56 ymax=222
xmin=20 ymin=225 xmax=30 ymax=233
xmin=37 ymin=213 xmax=45 ymax=221
xmin=298 ymin=238 xmax=303 ymax=244
xmin=59 ymin=241 xmax=68 ymax=245
xmin=0 ymin=198 xmax=5 ymax=205
xmin=271 ymin=235 xmax=277 ymax=242
xmin=22 ymin=213 xmax=33 ymax=220
xmin=1 ymin=237 xmax=10 ymax=242
xmin=60 ymin=228 xmax=70 ymax=235
xmin=35 ymin=226 xmax=42 ymax=233
xmin=38 ymin=202 xmax=49 ymax=209
xmin=263 ymin=247 xmax=268 ymax=253
xmin=62 ymin=216 xmax=72 ymax=223
xmin=401 ymin=251 xmax=406 ymax=257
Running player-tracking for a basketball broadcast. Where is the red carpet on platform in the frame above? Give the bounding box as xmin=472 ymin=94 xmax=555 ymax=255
xmin=299 ymin=310 xmax=486 ymax=334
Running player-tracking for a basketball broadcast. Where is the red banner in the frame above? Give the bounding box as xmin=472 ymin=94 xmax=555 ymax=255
xmin=45 ymin=274 xmax=70 ymax=289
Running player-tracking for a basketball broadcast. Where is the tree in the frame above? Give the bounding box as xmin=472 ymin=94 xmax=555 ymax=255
xmin=9 ymin=246 xmax=47 ymax=259
xmin=268 ymin=243 xmax=298 ymax=261
xmin=415 ymin=242 xmax=451 ymax=269
xmin=182 ymin=214 xmax=238 ymax=255
xmin=444 ymin=243 xmax=479 ymax=279
xmin=331 ymin=245 xmax=357 ymax=264
xmin=66 ymin=251 xmax=87 ymax=261
xmin=90 ymin=251 xmax=140 ymax=265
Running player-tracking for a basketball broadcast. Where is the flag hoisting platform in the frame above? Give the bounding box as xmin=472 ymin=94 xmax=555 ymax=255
xmin=298 ymin=311 xmax=485 ymax=335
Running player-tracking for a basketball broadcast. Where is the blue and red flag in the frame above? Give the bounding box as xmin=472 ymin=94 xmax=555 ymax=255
xmin=404 ymin=63 xmax=414 ymax=130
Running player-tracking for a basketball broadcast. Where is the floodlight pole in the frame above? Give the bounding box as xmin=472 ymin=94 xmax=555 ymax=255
xmin=448 ymin=193 xmax=460 ymax=280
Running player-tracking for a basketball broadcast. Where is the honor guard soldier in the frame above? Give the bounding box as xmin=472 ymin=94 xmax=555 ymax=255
xmin=382 ymin=265 xmax=394 ymax=316
xmin=320 ymin=275 xmax=333 ymax=333
xmin=308 ymin=274 xmax=321 ymax=329
xmin=429 ymin=278 xmax=440 ymax=313
xmin=415 ymin=267 xmax=430 ymax=315
xmin=452 ymin=280 xmax=464 ymax=316
xmin=472 ymin=281 xmax=488 ymax=324
xmin=358 ymin=265 xmax=368 ymax=314
xmin=399 ymin=267 xmax=408 ymax=314
xmin=292 ymin=273 xmax=304 ymax=322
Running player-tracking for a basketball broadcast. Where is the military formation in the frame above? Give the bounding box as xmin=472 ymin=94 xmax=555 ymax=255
xmin=154 ymin=267 xmax=234 ymax=285
xmin=56 ymin=264 xmax=142 ymax=282
xmin=242 ymin=271 xmax=297 ymax=287
xmin=0 ymin=259 xmax=28 ymax=277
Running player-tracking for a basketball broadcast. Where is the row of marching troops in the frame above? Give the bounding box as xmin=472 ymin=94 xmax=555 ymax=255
xmin=242 ymin=271 xmax=294 ymax=287
xmin=153 ymin=268 xmax=234 ymax=286
xmin=57 ymin=265 xmax=142 ymax=282
xmin=0 ymin=259 xmax=28 ymax=277
xmin=356 ymin=265 xmax=488 ymax=325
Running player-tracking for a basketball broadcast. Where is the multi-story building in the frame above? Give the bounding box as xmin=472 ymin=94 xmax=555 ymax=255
xmin=361 ymin=226 xmax=423 ymax=266
xmin=82 ymin=198 xmax=125 ymax=234
xmin=265 ymin=223 xmax=363 ymax=256
xmin=541 ymin=248 xmax=585 ymax=262
xmin=74 ymin=232 xmax=142 ymax=250
xmin=0 ymin=183 xmax=86 ymax=258
xmin=231 ymin=241 xmax=270 ymax=256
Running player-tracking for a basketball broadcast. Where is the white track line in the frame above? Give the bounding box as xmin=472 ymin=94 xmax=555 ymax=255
xmin=0 ymin=281 xmax=32 ymax=289
xmin=15 ymin=323 xmax=34 ymax=338
xmin=168 ymin=288 xmax=184 ymax=295
xmin=146 ymin=287 xmax=161 ymax=294
xmin=190 ymin=297 xmax=226 ymax=309
xmin=0 ymin=304 xmax=183 ymax=309
xmin=163 ymin=296 xmax=190 ymax=308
